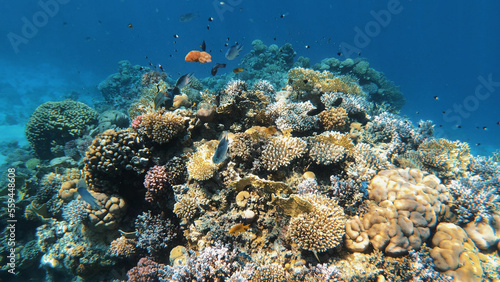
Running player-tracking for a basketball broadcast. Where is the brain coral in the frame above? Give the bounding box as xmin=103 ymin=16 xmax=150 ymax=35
xmin=260 ymin=134 xmax=306 ymax=171
xmin=25 ymin=100 xmax=98 ymax=159
xmin=84 ymin=129 xmax=151 ymax=193
xmin=135 ymin=109 xmax=187 ymax=144
xmin=345 ymin=168 xmax=451 ymax=256
xmin=289 ymin=194 xmax=346 ymax=254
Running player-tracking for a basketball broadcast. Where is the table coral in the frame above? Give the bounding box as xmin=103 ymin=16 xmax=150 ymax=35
xmin=289 ymin=194 xmax=346 ymax=255
xmin=135 ymin=109 xmax=187 ymax=144
xmin=345 ymin=168 xmax=451 ymax=256
xmin=25 ymin=99 xmax=98 ymax=159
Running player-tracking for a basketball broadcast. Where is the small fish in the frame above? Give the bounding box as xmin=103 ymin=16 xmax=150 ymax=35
xmin=211 ymin=63 xmax=226 ymax=76
xmin=212 ymin=131 xmax=230 ymax=164
xmin=457 ymin=125 xmax=462 ymax=128
xmin=179 ymin=12 xmax=199 ymax=22
xmin=159 ymin=64 xmax=164 ymax=72
xmin=305 ymin=45 xmax=310 ymax=49
xmin=337 ymin=52 xmax=343 ymax=56
xmin=208 ymin=17 xmax=214 ymax=21
xmin=483 ymin=126 xmax=488 ymax=130
xmin=201 ymin=40 xmax=206 ymax=51
xmin=173 ymin=34 xmax=179 ymax=38
xmin=497 ymin=121 xmax=500 ymax=125
xmin=332 ymin=97 xmax=343 ymax=107
xmin=233 ymin=67 xmax=244 ymax=73
xmin=475 ymin=143 xmax=481 ymax=146
xmin=434 ymin=96 xmax=439 ymax=100
xmin=225 ymin=43 xmax=243 ymax=60
xmin=128 ymin=23 xmax=133 ymax=29
xmin=167 ymin=73 xmax=193 ymax=97
xmin=307 ymin=99 xmax=326 ymax=116
xmin=207 ymin=25 xmax=210 ymax=30
xmin=77 ymin=179 xmax=101 ymax=210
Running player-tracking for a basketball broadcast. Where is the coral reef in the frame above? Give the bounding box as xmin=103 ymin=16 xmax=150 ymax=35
xmin=25 ymin=99 xmax=98 ymax=159
xmin=259 ymin=134 xmax=306 ymax=171
xmin=135 ymin=211 xmax=177 ymax=256
xmin=135 ymin=109 xmax=188 ymax=144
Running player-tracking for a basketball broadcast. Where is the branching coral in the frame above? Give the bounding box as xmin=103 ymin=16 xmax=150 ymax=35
xmin=266 ymin=99 xmax=317 ymax=132
xmin=289 ymin=194 xmax=346 ymax=254
xmin=260 ymin=134 xmax=306 ymax=171
xmin=173 ymin=196 xmax=199 ymax=223
xmin=144 ymin=165 xmax=170 ymax=203
xmin=135 ymin=211 xmax=177 ymax=256
xmin=25 ymin=100 xmax=98 ymax=159
xmin=319 ymin=106 xmax=349 ymax=131
xmin=307 ymin=131 xmax=353 ymax=165
xmin=135 ymin=109 xmax=187 ymax=144
xmin=109 ymin=236 xmax=136 ymax=258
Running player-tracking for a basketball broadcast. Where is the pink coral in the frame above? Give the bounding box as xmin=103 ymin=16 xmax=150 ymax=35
xmin=127 ymin=257 xmax=160 ymax=282
xmin=131 ymin=114 xmax=143 ymax=130
xmin=143 ymin=165 xmax=169 ymax=202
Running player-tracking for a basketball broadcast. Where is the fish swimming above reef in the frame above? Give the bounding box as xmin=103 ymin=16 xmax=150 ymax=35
xmin=168 ymin=73 xmax=193 ymax=96
xmin=225 ymin=43 xmax=243 ymax=60
xmin=77 ymin=179 xmax=101 ymax=210
xmin=211 ymin=63 xmax=226 ymax=76
xmin=212 ymin=131 xmax=230 ymax=164
xmin=179 ymin=12 xmax=199 ymax=22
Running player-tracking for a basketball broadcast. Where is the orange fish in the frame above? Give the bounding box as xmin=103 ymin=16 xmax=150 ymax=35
xmin=233 ymin=67 xmax=244 ymax=73
xmin=228 ymin=223 xmax=250 ymax=235
xmin=185 ymin=50 xmax=212 ymax=63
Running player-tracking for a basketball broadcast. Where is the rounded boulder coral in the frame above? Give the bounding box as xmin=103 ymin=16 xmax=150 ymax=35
xmin=25 ymin=99 xmax=98 ymax=159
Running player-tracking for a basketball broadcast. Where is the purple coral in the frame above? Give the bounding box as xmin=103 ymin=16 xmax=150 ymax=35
xmin=127 ymin=257 xmax=161 ymax=282
xmin=135 ymin=211 xmax=177 ymax=256
xmin=143 ymin=165 xmax=170 ymax=203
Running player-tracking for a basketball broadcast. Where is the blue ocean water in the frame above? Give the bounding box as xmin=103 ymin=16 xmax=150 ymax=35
xmin=1 ymin=1 xmax=499 ymax=159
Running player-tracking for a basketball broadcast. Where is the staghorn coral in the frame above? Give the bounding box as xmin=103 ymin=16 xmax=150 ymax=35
xmin=260 ymin=134 xmax=306 ymax=171
xmin=307 ymin=131 xmax=353 ymax=165
xmin=448 ymin=175 xmax=500 ymax=225
xmin=186 ymin=141 xmax=218 ymax=181
xmin=329 ymin=175 xmax=366 ymax=215
xmin=321 ymin=91 xmax=370 ymax=117
xmin=84 ymin=129 xmax=151 ymax=193
xmin=25 ymin=100 xmax=98 ymax=159
xmin=109 ymin=236 xmax=136 ymax=258
xmin=135 ymin=109 xmax=187 ymax=144
xmin=319 ymin=106 xmax=349 ymax=131
xmin=289 ymin=194 xmax=346 ymax=254
xmin=345 ymin=168 xmax=451 ymax=256
xmin=135 ymin=211 xmax=177 ymax=256
xmin=346 ymin=143 xmax=392 ymax=181
xmin=266 ymin=99 xmax=317 ymax=132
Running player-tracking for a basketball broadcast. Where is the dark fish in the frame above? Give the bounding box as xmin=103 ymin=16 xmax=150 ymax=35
xmin=211 ymin=63 xmax=226 ymax=76
xmin=207 ymin=25 xmax=210 ymax=30
xmin=208 ymin=17 xmax=214 ymax=21
xmin=212 ymin=131 xmax=229 ymax=164
xmin=179 ymin=12 xmax=199 ymax=22
xmin=167 ymin=73 xmax=193 ymax=97
xmin=307 ymin=99 xmax=327 ymax=116
xmin=225 ymin=44 xmax=243 ymax=60
xmin=233 ymin=67 xmax=244 ymax=73
xmin=77 ymin=179 xmax=101 ymax=210
xmin=305 ymin=45 xmax=310 ymax=49
xmin=173 ymin=34 xmax=179 ymax=38
xmin=201 ymin=40 xmax=206 ymax=51
xmin=434 ymin=96 xmax=439 ymax=100
xmin=332 ymin=97 xmax=343 ymax=107
xmin=337 ymin=52 xmax=343 ymax=56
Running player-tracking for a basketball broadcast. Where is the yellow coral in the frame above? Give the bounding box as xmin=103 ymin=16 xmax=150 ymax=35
xmin=186 ymin=141 xmax=218 ymax=181
xmin=288 ymin=67 xmax=363 ymax=95
xmin=319 ymin=107 xmax=349 ymax=131
xmin=136 ymin=109 xmax=187 ymax=144
xmin=417 ymin=138 xmax=471 ymax=180
xmin=109 ymin=236 xmax=136 ymax=257
xmin=173 ymin=197 xmax=198 ymax=221
xmin=260 ymin=135 xmax=306 ymax=171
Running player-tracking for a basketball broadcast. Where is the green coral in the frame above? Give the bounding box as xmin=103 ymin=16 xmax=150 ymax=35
xmin=25 ymin=99 xmax=98 ymax=159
